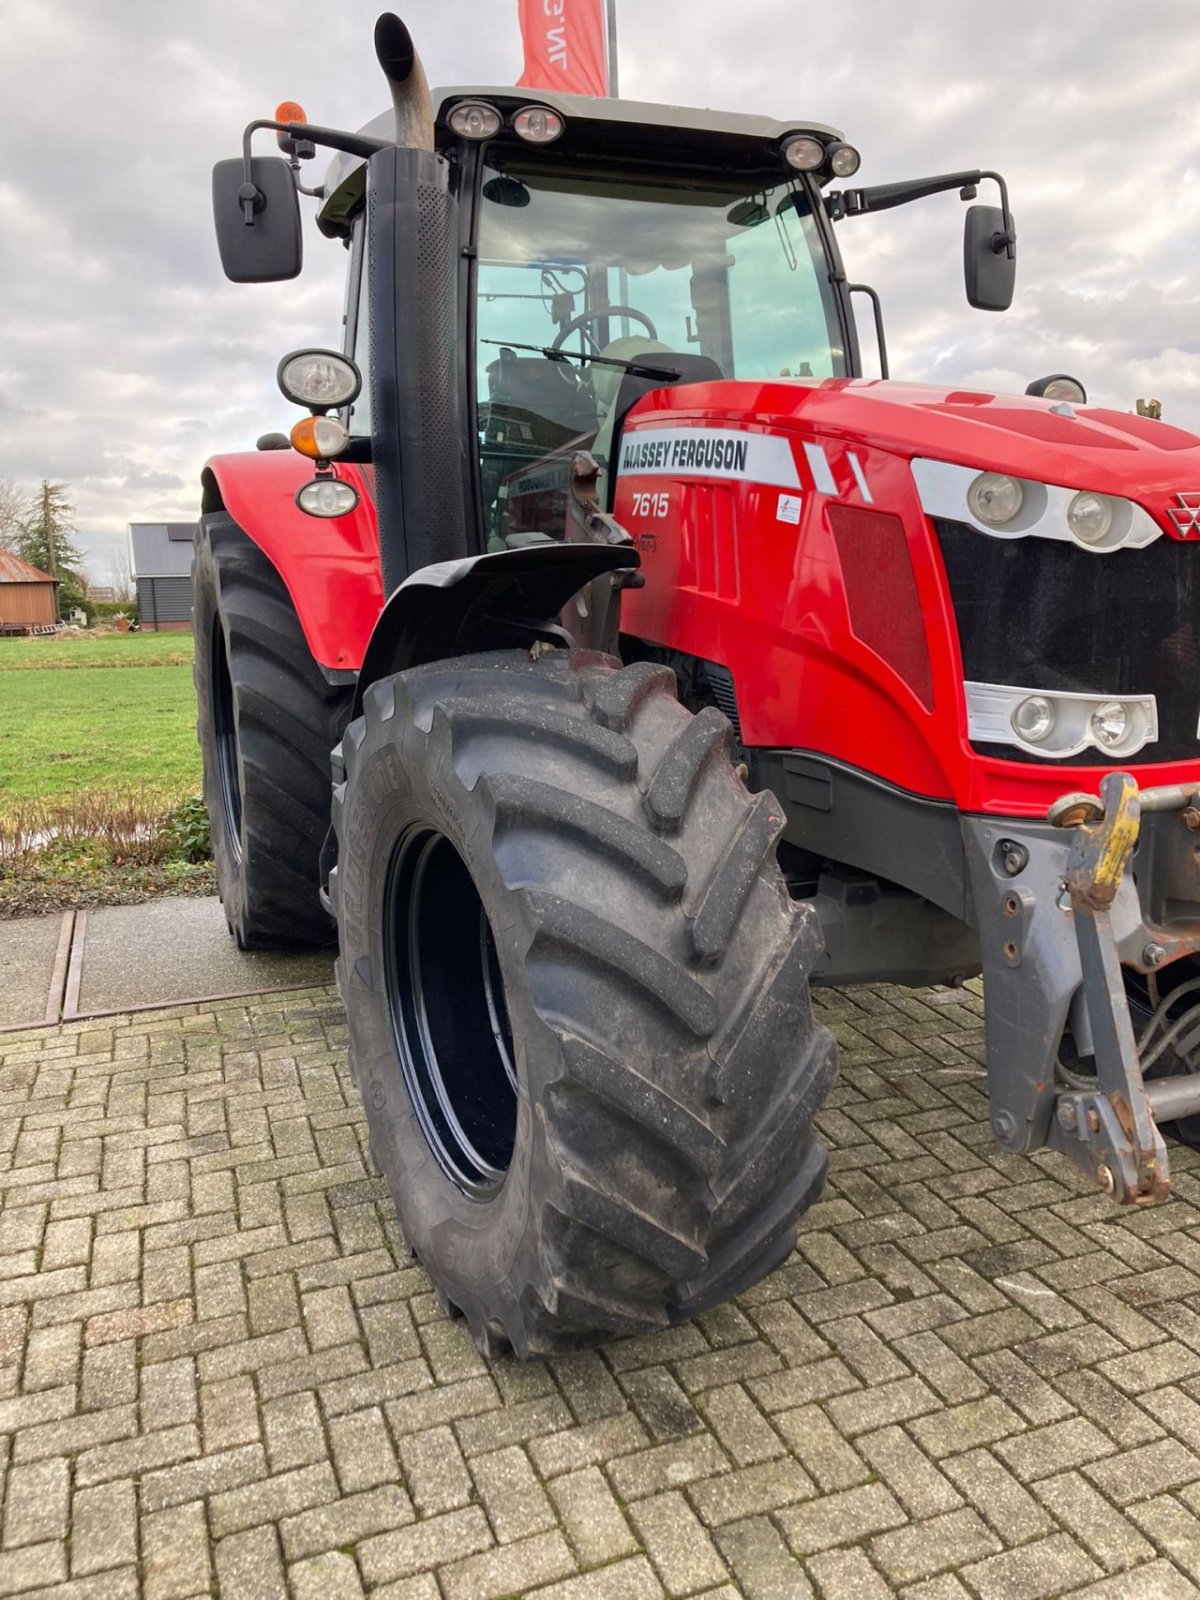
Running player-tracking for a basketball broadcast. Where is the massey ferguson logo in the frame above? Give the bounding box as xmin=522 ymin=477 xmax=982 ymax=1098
xmin=1168 ymin=493 xmax=1200 ymax=536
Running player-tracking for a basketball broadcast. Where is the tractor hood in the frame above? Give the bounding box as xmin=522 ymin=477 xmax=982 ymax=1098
xmin=635 ymin=376 xmax=1200 ymax=531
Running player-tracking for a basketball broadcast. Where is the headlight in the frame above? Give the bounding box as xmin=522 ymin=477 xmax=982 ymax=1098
xmin=1067 ymin=490 xmax=1114 ymax=546
xmin=783 ymin=134 xmax=825 ymax=171
xmin=448 ymin=100 xmax=502 ymax=139
xmin=1090 ymin=700 xmax=1128 ymax=749
xmin=513 ymin=106 xmax=564 ymax=143
xmin=912 ymin=459 xmax=1162 ymax=554
xmin=826 ymin=142 xmax=861 ymax=177
xmin=278 ymin=349 xmax=361 ymax=410
xmin=967 ymin=472 xmax=1024 ymax=528
xmin=966 ymin=681 xmax=1157 ymax=759
xmin=1011 ymin=695 xmax=1055 ymax=744
xmin=295 ymin=478 xmax=360 ymax=518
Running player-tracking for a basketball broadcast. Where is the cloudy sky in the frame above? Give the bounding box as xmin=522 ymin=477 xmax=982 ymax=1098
xmin=1 ymin=0 xmax=1197 ymax=580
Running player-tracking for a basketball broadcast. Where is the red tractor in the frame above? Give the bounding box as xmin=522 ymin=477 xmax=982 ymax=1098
xmin=201 ymin=14 xmax=1200 ymax=1356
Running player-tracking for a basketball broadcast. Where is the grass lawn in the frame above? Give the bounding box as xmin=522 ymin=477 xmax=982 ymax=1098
xmin=0 ymin=636 xmax=209 ymax=915
xmin=0 ymin=664 xmax=200 ymax=809
xmin=0 ymin=632 xmax=195 ymax=671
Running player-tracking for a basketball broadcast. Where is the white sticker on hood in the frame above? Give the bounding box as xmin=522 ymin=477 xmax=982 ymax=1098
xmin=618 ymin=427 xmax=801 ymax=488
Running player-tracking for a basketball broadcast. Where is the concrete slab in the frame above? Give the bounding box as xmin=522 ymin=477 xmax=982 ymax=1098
xmin=0 ymin=912 xmax=64 ymax=1026
xmin=75 ymin=896 xmax=334 ymax=1014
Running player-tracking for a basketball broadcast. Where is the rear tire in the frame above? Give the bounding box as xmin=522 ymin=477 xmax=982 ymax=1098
xmin=193 ymin=513 xmax=352 ymax=948
xmin=332 ymin=648 xmax=836 ymax=1355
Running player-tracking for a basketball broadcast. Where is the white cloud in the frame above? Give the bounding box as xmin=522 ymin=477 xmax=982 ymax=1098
xmin=2 ymin=0 xmax=1197 ymax=577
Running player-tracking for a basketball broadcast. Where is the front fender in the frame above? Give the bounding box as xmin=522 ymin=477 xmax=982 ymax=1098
xmin=353 ymin=543 xmax=640 ymax=716
xmin=203 ymin=453 xmax=383 ymax=672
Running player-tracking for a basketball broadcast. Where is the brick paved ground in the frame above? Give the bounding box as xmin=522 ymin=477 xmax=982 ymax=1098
xmin=4 ymin=980 xmax=1200 ymax=1598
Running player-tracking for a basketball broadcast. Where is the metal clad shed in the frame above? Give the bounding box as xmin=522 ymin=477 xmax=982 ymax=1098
xmin=0 ymin=550 xmax=57 ymax=633
xmin=129 ymin=523 xmax=195 ymax=632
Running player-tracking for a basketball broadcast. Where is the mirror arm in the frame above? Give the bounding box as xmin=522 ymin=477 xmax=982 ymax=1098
xmin=238 ymin=119 xmax=392 ymax=223
xmin=828 ymin=168 xmax=1015 ymax=256
xmin=978 ymin=170 xmax=1016 ymax=259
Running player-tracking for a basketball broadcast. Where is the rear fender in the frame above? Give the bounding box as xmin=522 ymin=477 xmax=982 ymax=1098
xmin=202 ymin=452 xmax=384 ymax=672
xmin=352 ymin=543 xmax=640 ymax=717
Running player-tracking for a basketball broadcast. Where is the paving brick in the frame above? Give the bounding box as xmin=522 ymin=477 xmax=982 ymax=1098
xmin=856 ymin=1426 xmax=962 ymax=1520
xmin=328 ymin=1406 xmax=396 ymax=1491
xmin=713 ymin=1516 xmax=813 ymax=1600
xmin=1084 ymin=1436 xmax=1200 ymax=1505
xmin=209 ymin=1461 xmax=340 ymax=1538
xmin=71 ymin=1480 xmax=137 ymax=1577
xmin=142 ymin=1501 xmax=211 ymax=1600
xmin=773 ymin=1403 xmax=871 ymax=1492
xmin=439 ymin=1530 xmax=575 ymax=1600
xmin=630 ymin=1491 xmax=730 ymax=1594
xmin=958 ymin=1531 xmax=1102 ymax=1600
xmin=470 ymin=1445 xmax=556 ymax=1542
xmin=776 ymin=1482 xmax=907 ymax=1556
xmin=396 ymin=1423 xmax=473 ymax=1515
xmin=3 ymin=1458 xmax=68 ymax=1547
xmin=523 ymin=1556 xmax=664 ymax=1600
xmin=261 ymin=1390 xmax=326 ymax=1473
xmin=279 ymin=1484 xmax=414 ymax=1562
xmin=805 ymin=1547 xmax=893 ymax=1600
xmin=358 ymin=1507 xmax=494 ymax=1588
xmin=695 ymin=1383 xmax=784 ymax=1467
xmin=869 ymin=1508 xmax=1000 ymax=1585
xmin=289 ymin=1550 xmax=365 ymax=1600
xmin=214 ymin=1524 xmax=288 ymax=1600
xmin=548 ymin=1467 xmax=637 ymax=1567
xmin=1034 ymin=1470 xmax=1154 ymax=1574
xmin=200 ymin=1372 xmax=259 ymax=1453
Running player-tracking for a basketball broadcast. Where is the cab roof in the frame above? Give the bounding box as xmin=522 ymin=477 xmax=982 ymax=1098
xmin=317 ymin=86 xmax=844 ymax=236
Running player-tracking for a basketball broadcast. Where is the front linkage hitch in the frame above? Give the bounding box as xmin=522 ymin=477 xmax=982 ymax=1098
xmin=966 ymin=772 xmax=1200 ymax=1205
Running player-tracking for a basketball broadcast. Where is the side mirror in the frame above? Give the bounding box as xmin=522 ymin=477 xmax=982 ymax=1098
xmin=964 ymin=204 xmax=1015 ymax=312
xmin=212 ymin=156 xmax=302 ymax=283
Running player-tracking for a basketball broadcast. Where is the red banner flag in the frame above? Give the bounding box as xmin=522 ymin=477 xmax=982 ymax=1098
xmin=516 ymin=0 xmax=609 ymax=97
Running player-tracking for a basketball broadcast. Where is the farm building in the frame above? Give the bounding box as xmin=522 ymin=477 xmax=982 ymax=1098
xmin=129 ymin=523 xmax=195 ymax=632
xmin=0 ymin=550 xmax=57 ymax=633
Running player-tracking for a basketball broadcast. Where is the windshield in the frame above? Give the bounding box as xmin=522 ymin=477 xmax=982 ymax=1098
xmin=474 ymin=159 xmax=845 ymax=543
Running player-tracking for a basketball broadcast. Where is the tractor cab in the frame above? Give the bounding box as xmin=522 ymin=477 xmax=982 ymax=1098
xmin=316 ymin=86 xmax=855 ymax=552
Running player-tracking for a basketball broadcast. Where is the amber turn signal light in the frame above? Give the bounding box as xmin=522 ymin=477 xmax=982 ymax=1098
xmin=290 ymin=416 xmax=349 ymax=460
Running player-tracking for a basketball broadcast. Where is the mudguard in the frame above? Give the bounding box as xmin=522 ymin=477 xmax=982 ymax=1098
xmin=202 ymin=452 xmax=384 ymax=672
xmin=352 ymin=542 xmax=640 ymax=716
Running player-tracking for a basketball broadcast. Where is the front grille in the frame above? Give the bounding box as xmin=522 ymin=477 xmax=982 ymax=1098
xmin=935 ymin=517 xmax=1200 ymax=765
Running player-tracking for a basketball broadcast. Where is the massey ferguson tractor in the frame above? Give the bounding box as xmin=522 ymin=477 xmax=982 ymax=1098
xmin=199 ymin=14 xmax=1200 ymax=1356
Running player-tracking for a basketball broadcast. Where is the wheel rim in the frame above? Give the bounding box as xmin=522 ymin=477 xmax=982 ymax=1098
xmin=383 ymin=825 xmax=518 ymax=1197
xmin=211 ymin=619 xmax=242 ymax=863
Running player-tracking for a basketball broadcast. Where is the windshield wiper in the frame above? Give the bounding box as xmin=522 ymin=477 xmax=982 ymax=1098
xmin=482 ymin=339 xmax=681 ymax=383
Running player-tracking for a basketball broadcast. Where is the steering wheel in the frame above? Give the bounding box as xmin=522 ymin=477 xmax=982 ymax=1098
xmin=551 ymin=306 xmax=658 ymax=355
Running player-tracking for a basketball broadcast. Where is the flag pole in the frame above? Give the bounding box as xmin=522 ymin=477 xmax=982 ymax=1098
xmin=605 ymin=0 xmax=619 ymax=96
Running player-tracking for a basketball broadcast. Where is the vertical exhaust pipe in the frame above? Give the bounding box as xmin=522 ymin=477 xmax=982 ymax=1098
xmin=366 ymin=14 xmax=470 ymax=595
xmin=373 ymin=13 xmax=435 ymax=152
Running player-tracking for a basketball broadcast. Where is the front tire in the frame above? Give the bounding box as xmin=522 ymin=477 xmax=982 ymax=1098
xmin=332 ymin=648 xmax=836 ymax=1355
xmin=193 ymin=513 xmax=352 ymax=948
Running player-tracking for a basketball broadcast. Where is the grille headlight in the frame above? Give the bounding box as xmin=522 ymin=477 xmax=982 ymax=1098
xmin=912 ymin=460 xmax=1162 ymax=553
xmin=1090 ymin=700 xmax=1128 ymax=748
xmin=967 ymin=472 xmax=1024 ymax=528
xmin=1012 ymin=695 xmax=1055 ymax=744
xmin=966 ymin=681 xmax=1157 ymax=759
xmin=1067 ymin=490 xmax=1115 ymax=546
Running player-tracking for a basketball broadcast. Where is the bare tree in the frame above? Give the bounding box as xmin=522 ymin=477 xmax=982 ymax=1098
xmin=108 ymin=545 xmax=135 ymax=604
xmin=0 ymin=479 xmax=23 ymax=553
